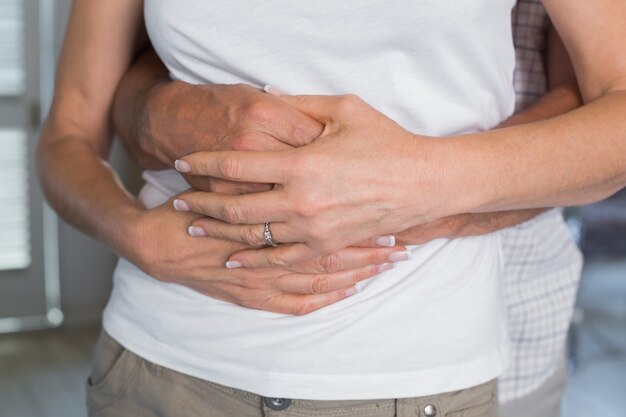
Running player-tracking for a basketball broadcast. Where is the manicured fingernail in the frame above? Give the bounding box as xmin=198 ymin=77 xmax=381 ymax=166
xmin=263 ymin=84 xmax=284 ymax=95
xmin=173 ymin=199 xmax=190 ymax=211
xmin=375 ymin=263 xmax=394 ymax=273
xmin=389 ymin=250 xmax=412 ymax=262
xmin=374 ymin=235 xmax=396 ymax=247
xmin=344 ymin=286 xmax=358 ymax=297
xmin=225 ymin=261 xmax=243 ymax=269
xmin=174 ymin=159 xmax=191 ymax=173
xmin=188 ymin=226 xmax=206 ymax=237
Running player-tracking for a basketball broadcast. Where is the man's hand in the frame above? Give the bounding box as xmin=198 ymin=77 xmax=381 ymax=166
xmin=115 ymin=66 xmax=324 ymax=193
xmin=125 ymin=196 xmax=403 ymax=314
xmin=172 ymin=94 xmax=432 ymax=268
xmin=143 ymin=83 xmax=323 ymax=194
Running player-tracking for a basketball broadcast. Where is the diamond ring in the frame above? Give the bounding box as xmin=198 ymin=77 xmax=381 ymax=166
xmin=263 ymin=222 xmax=278 ymax=247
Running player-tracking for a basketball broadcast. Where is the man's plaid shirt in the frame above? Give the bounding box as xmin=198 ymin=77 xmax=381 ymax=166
xmin=499 ymin=0 xmax=583 ymax=403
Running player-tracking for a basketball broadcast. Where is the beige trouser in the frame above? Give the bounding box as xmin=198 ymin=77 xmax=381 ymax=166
xmin=87 ymin=331 xmax=498 ymax=417
xmin=500 ymin=358 xmax=567 ymax=417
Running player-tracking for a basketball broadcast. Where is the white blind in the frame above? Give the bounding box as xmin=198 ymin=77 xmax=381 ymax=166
xmin=0 ymin=0 xmax=25 ymax=96
xmin=0 ymin=129 xmax=31 ymax=270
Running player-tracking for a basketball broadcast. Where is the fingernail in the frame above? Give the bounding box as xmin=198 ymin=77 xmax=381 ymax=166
xmin=174 ymin=159 xmax=191 ymax=173
xmin=225 ymin=261 xmax=243 ymax=269
xmin=344 ymin=286 xmax=358 ymax=297
xmin=375 ymin=263 xmax=394 ymax=273
xmin=188 ymin=226 xmax=206 ymax=237
xmin=263 ymin=84 xmax=285 ymax=95
xmin=374 ymin=235 xmax=396 ymax=247
xmin=389 ymin=250 xmax=412 ymax=262
xmin=173 ymin=199 xmax=190 ymax=211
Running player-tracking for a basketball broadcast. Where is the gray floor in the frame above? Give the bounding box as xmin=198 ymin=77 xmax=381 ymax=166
xmin=0 ymin=325 xmax=99 ymax=417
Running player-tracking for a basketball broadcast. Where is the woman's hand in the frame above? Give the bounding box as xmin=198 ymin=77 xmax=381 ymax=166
xmin=125 ymin=196 xmax=400 ymax=314
xmin=172 ymin=94 xmax=441 ymax=268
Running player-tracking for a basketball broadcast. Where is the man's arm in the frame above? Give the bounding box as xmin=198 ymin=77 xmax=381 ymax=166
xmin=113 ymin=48 xmax=170 ymax=171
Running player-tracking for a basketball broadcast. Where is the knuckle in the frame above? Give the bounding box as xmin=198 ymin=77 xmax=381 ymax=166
xmin=317 ymin=253 xmax=343 ymax=273
xmin=336 ymin=94 xmax=361 ymax=112
xmin=241 ymin=226 xmax=264 ymax=246
xmin=294 ymin=301 xmax=316 ymax=316
xmin=221 ymin=201 xmax=245 ymax=224
xmin=309 ymin=275 xmax=329 ymax=294
xmin=244 ymin=99 xmax=274 ymax=125
xmin=268 ymin=252 xmax=290 ymax=268
xmin=307 ymin=219 xmax=331 ymax=241
xmin=232 ymin=83 xmax=254 ymax=95
xmin=293 ymin=194 xmax=322 ymax=219
xmin=218 ymin=156 xmax=243 ymax=180
xmin=228 ymin=286 xmax=247 ymax=303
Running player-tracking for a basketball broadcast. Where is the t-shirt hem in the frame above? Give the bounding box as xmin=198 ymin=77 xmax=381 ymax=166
xmin=104 ymin=315 xmax=510 ymax=400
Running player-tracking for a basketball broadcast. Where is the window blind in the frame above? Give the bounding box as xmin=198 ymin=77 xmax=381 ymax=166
xmin=0 ymin=0 xmax=25 ymax=96
xmin=0 ymin=129 xmax=31 ymax=270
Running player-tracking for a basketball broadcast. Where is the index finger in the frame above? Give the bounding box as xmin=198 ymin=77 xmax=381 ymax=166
xmin=175 ymin=150 xmax=292 ymax=184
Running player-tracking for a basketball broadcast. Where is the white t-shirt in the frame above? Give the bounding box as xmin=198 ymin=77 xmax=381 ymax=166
xmin=103 ymin=0 xmax=516 ymax=400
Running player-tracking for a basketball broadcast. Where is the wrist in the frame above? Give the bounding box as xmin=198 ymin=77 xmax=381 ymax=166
xmin=138 ymin=79 xmax=183 ymax=164
xmin=103 ymin=202 xmax=147 ymax=262
xmin=397 ymin=135 xmax=465 ymax=226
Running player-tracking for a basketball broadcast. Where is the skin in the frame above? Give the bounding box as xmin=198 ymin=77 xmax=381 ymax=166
xmin=37 ymin=0 xmax=405 ymax=316
xmin=39 ymin=0 xmax=620 ymax=314
xmin=115 ymin=37 xmax=580 ymax=275
xmin=171 ymin=0 xmax=626 ymax=268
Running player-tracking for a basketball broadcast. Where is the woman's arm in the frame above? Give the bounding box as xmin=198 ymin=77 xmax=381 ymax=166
xmin=37 ymin=0 xmax=146 ymax=255
xmin=396 ymin=26 xmax=582 ymax=244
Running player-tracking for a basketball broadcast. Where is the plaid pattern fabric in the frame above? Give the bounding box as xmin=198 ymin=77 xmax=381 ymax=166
xmin=498 ymin=0 xmax=583 ymax=403
xmin=512 ymin=0 xmax=550 ymax=111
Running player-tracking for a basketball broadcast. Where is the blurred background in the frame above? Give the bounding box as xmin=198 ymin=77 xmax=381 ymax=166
xmin=0 ymin=1 xmax=624 ymax=416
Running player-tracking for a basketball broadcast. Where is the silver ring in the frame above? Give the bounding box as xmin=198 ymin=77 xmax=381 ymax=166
xmin=263 ymin=222 xmax=278 ymax=247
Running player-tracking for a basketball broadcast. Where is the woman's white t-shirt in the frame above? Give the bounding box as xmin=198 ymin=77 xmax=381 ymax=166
xmin=103 ymin=0 xmax=516 ymax=400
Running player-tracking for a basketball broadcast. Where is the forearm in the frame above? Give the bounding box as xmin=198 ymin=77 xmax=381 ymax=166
xmin=447 ymin=82 xmax=582 ymax=233
xmin=396 ymin=82 xmax=581 ymax=243
xmin=37 ymin=0 xmax=146 ymax=257
xmin=430 ymin=89 xmax=626 ymax=218
xmin=498 ymin=81 xmax=581 ymax=128
xmin=37 ymin=123 xmax=143 ymax=257
xmin=441 ymin=0 xmax=626 ymax=215
xmin=433 ymin=0 xmax=626 ymax=218
xmin=439 ymin=21 xmax=583 ymax=236
xmin=113 ymin=47 xmax=170 ymax=170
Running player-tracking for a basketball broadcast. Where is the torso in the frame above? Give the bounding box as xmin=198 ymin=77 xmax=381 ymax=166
xmin=103 ymin=0 xmax=516 ymax=399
